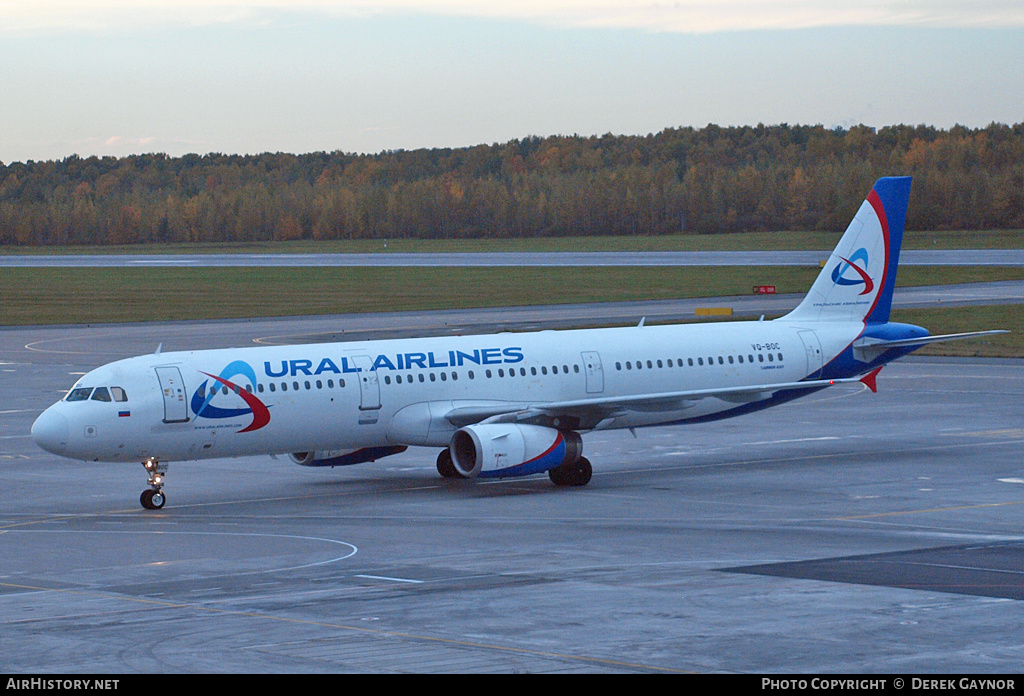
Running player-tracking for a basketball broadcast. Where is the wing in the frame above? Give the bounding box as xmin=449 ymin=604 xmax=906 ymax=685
xmin=444 ymin=373 xmax=877 ymax=431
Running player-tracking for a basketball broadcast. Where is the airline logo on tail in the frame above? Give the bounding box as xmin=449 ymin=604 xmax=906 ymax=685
xmin=831 ymin=247 xmax=874 ymax=296
xmin=191 ymin=360 xmax=271 ymax=433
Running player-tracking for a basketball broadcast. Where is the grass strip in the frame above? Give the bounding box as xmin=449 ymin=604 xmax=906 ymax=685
xmin=2 ymin=229 xmax=1022 ymax=255
xmin=1 ymin=266 xmax=1020 ymax=356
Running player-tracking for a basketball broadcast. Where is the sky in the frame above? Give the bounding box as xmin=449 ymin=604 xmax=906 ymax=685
xmin=1 ymin=1 xmax=1022 ymax=163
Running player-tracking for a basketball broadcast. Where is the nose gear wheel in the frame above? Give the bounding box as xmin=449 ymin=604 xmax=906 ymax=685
xmin=140 ymin=459 xmax=168 ymax=509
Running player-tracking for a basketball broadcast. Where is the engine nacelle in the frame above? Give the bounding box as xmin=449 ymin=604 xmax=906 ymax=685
xmin=289 ymin=446 xmax=408 ymax=467
xmin=449 ymin=424 xmax=582 ymax=479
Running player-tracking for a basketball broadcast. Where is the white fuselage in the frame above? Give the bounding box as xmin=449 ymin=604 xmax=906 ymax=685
xmin=32 ymin=316 xmax=859 ymax=464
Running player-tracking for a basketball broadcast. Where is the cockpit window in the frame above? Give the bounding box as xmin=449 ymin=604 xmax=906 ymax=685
xmin=65 ymin=387 xmax=93 ymax=402
xmin=91 ymin=387 xmax=112 ymax=402
xmin=111 ymin=387 xmax=128 ymax=402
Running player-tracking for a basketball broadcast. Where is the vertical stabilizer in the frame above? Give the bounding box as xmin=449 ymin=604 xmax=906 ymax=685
xmin=783 ymin=177 xmax=911 ymax=325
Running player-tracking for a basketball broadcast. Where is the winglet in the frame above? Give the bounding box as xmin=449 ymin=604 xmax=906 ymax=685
xmin=860 ymin=366 xmax=883 ymax=393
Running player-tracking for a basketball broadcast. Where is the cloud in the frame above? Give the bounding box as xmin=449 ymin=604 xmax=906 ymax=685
xmin=4 ymin=0 xmax=1023 ymax=34
xmin=100 ymin=136 xmax=156 ymax=147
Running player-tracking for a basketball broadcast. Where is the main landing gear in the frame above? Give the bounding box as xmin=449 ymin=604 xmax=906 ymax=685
xmin=140 ymin=458 xmax=167 ymax=510
xmin=436 ymin=449 xmax=458 ymax=478
xmin=548 ymin=457 xmax=592 ymax=487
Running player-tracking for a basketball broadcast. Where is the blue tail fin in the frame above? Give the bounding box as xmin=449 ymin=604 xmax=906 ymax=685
xmin=783 ymin=176 xmax=911 ymax=325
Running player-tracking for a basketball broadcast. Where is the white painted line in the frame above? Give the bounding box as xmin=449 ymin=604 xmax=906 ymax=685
xmin=899 ymin=561 xmax=1024 ymax=576
xmin=355 ymin=574 xmax=424 ymax=584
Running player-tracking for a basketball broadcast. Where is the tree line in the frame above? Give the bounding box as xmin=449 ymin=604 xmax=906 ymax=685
xmin=2 ymin=122 xmax=1023 ymax=247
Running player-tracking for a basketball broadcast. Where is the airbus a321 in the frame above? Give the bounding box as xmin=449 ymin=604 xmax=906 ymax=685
xmin=31 ymin=177 xmax=1003 ymax=509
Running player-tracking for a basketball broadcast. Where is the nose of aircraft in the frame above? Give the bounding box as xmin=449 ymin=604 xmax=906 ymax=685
xmin=31 ymin=408 xmax=70 ymax=455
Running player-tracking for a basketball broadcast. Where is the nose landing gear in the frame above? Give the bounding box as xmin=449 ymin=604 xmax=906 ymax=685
xmin=140 ymin=458 xmax=167 ymax=509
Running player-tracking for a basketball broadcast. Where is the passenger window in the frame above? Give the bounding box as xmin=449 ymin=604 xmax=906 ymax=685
xmin=66 ymin=387 xmax=93 ymax=402
xmin=110 ymin=387 xmax=128 ymax=402
xmin=91 ymin=387 xmax=112 ymax=402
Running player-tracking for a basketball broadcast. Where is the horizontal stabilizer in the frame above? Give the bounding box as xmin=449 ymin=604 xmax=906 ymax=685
xmin=853 ymin=330 xmax=1008 ymax=362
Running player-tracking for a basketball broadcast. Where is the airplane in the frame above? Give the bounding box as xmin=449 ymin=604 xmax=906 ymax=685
xmin=31 ymin=176 xmax=1005 ymax=509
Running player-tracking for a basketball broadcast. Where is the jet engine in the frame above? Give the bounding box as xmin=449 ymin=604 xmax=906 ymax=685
xmin=289 ymin=446 xmax=408 ymax=467
xmin=449 ymin=423 xmax=583 ymax=480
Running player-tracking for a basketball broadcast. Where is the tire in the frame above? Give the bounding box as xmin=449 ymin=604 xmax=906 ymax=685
xmin=436 ymin=449 xmax=457 ymax=478
xmin=571 ymin=457 xmax=592 ymax=487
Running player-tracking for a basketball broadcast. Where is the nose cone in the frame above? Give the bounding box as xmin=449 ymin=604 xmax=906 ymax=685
xmin=32 ymin=408 xmax=70 ymax=455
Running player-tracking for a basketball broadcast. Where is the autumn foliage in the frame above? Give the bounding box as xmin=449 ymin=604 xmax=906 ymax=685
xmin=2 ymin=123 xmax=1022 ymax=247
